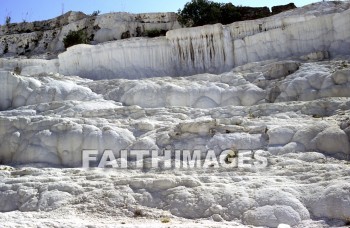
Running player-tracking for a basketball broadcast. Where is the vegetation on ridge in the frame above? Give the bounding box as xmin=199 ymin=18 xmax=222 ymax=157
xmin=178 ymin=0 xmax=242 ymax=27
xmin=63 ymin=29 xmax=89 ymax=49
xmin=177 ymin=0 xmax=294 ymax=27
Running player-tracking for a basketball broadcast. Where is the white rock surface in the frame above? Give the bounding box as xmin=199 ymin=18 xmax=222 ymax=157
xmin=1 ymin=2 xmax=350 ymax=227
xmin=94 ymin=12 xmax=180 ymax=43
xmin=56 ymin=2 xmax=350 ymax=79
xmin=0 ymin=59 xmax=350 ymax=226
xmin=0 ymin=71 xmax=99 ymax=110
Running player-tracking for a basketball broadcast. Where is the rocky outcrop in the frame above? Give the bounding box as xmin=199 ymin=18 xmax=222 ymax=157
xmin=0 ymin=11 xmax=180 ymax=58
xmin=0 ymin=11 xmax=87 ymax=36
xmin=0 ymin=11 xmax=90 ymax=58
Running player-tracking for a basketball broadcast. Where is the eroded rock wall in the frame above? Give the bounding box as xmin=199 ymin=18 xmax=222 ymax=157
xmin=0 ymin=11 xmax=180 ymax=58
xmin=57 ymin=2 xmax=350 ymax=80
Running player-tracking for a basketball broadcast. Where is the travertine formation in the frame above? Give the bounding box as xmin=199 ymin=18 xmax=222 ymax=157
xmin=58 ymin=1 xmax=350 ymax=79
xmin=0 ymin=1 xmax=350 ymax=227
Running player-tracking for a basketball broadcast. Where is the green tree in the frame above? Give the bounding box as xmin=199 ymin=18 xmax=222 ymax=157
xmin=178 ymin=0 xmax=222 ymax=27
xmin=178 ymin=0 xmax=243 ymax=27
xmin=220 ymin=3 xmax=241 ymax=25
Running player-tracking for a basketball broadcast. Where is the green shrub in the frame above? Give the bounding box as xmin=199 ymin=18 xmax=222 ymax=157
xmin=144 ymin=29 xmax=167 ymax=38
xmin=63 ymin=29 xmax=89 ymax=49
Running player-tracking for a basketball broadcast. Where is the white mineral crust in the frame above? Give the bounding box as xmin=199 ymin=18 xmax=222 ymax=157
xmin=0 ymin=2 xmax=350 ymax=227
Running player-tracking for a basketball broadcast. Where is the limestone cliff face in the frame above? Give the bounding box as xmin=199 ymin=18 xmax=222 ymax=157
xmin=0 ymin=12 xmax=89 ymax=57
xmin=0 ymin=3 xmax=298 ymax=59
xmin=0 ymin=11 xmax=180 ymax=58
xmin=57 ymin=2 xmax=350 ymax=80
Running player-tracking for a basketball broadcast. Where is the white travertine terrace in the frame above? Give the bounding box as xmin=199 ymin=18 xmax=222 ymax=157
xmin=0 ymin=2 xmax=350 ymax=227
xmin=56 ymin=2 xmax=350 ymax=79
